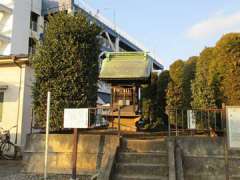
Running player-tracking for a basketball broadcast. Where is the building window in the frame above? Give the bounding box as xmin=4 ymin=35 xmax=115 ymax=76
xmin=0 ymin=92 xmax=4 ymax=122
xmin=28 ymin=38 xmax=36 ymax=54
xmin=30 ymin=12 xmax=39 ymax=32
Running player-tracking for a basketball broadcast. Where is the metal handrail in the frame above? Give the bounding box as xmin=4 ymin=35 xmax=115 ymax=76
xmin=90 ymin=173 xmax=98 ymax=180
xmin=166 ymin=108 xmax=225 ymax=111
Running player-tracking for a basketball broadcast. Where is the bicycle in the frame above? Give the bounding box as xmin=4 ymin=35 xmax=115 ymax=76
xmin=0 ymin=126 xmax=18 ymax=160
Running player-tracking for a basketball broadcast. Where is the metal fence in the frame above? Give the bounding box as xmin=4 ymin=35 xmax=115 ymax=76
xmin=88 ymin=107 xmax=115 ymax=128
xmin=166 ymin=108 xmax=225 ymax=136
xmin=30 ymin=106 xmax=121 ymax=133
xmin=30 ymin=106 xmax=226 ymax=136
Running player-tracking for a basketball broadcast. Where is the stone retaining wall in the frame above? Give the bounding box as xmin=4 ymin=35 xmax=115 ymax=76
xmin=175 ymin=137 xmax=240 ymax=180
xmin=23 ymin=134 xmax=119 ymax=177
xmin=23 ymin=134 xmax=240 ymax=180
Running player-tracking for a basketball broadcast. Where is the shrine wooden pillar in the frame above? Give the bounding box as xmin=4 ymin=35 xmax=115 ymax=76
xmin=133 ymin=86 xmax=136 ymax=113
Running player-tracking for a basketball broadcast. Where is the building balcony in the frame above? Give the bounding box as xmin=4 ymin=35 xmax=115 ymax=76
xmin=0 ymin=4 xmax=12 ymax=14
xmin=0 ymin=34 xmax=10 ymax=43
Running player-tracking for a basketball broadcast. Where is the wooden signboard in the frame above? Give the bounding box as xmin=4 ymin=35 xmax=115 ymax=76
xmin=64 ymin=108 xmax=89 ymax=129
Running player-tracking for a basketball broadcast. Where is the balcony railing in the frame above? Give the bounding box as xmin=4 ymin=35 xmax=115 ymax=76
xmin=0 ymin=4 xmax=12 ymax=14
xmin=0 ymin=34 xmax=10 ymax=43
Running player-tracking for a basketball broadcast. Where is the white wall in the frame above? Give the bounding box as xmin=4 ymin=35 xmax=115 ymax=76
xmin=21 ymin=65 xmax=34 ymax=145
xmin=0 ymin=61 xmax=33 ymax=147
xmin=0 ymin=64 xmax=23 ymax=145
xmin=11 ymin=0 xmax=31 ymax=55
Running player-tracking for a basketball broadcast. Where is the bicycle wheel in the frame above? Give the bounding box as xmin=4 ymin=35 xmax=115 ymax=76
xmin=1 ymin=142 xmax=16 ymax=160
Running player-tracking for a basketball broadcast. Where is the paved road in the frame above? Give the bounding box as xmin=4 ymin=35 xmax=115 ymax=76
xmin=0 ymin=160 xmax=90 ymax=180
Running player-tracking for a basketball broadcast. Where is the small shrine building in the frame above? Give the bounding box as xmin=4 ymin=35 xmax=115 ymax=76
xmin=99 ymin=52 xmax=162 ymax=131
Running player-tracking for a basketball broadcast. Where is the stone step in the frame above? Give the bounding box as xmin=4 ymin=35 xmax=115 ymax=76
xmin=115 ymin=163 xmax=168 ymax=177
xmin=117 ymin=152 xmax=168 ymax=164
xmin=121 ymin=138 xmax=167 ymax=153
xmin=114 ymin=174 xmax=168 ymax=180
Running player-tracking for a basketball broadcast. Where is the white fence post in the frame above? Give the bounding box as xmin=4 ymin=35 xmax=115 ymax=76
xmin=44 ymin=91 xmax=51 ymax=180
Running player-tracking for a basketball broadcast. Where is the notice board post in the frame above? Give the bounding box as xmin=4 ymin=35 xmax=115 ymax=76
xmin=72 ymin=128 xmax=78 ymax=180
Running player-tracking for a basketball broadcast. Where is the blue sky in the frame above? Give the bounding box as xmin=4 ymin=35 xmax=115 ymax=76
xmin=82 ymin=0 xmax=240 ymax=69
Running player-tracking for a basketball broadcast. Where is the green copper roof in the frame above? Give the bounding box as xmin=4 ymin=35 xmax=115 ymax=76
xmin=99 ymin=52 xmax=152 ymax=81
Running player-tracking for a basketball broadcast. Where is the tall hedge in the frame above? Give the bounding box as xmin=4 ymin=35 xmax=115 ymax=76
xmin=166 ymin=60 xmax=185 ymax=110
xmin=141 ymin=72 xmax=170 ymax=130
xmin=191 ymin=48 xmax=217 ymax=108
xmin=32 ymin=12 xmax=101 ymax=130
xmin=166 ymin=33 xmax=240 ymax=111
xmin=214 ymin=33 xmax=240 ymax=105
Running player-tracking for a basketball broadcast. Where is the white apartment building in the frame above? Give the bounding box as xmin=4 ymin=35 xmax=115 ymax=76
xmin=0 ymin=0 xmax=44 ymax=55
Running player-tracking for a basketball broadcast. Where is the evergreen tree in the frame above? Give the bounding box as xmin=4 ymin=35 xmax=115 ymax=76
xmin=156 ymin=70 xmax=170 ymax=128
xmin=191 ymin=48 xmax=216 ymax=108
xmin=166 ymin=60 xmax=185 ymax=109
xmin=142 ymin=73 xmax=158 ymax=121
xmin=214 ymin=33 xmax=240 ymax=105
xmin=166 ymin=58 xmax=196 ymax=125
xmin=32 ymin=12 xmax=101 ymax=130
xmin=183 ymin=56 xmax=197 ymax=108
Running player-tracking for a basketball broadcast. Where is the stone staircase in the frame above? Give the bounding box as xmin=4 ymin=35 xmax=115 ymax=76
xmin=112 ymin=137 xmax=168 ymax=180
